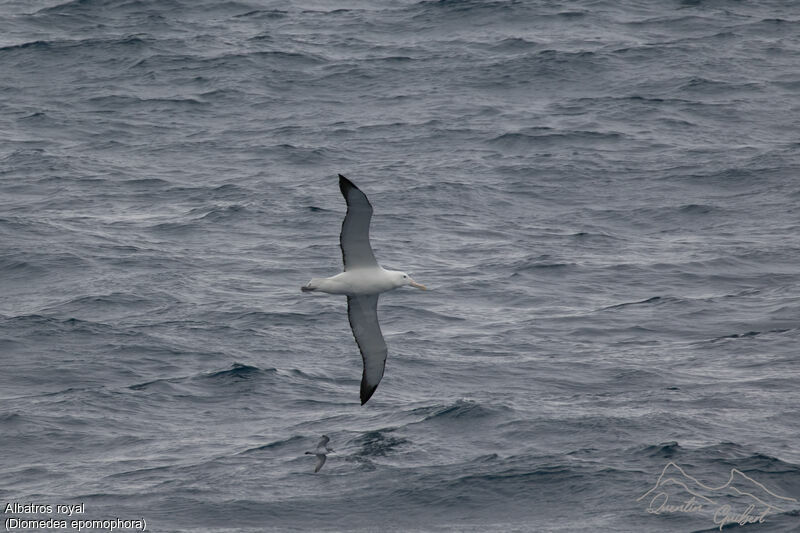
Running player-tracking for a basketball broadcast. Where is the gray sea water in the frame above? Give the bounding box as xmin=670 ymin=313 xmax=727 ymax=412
xmin=2 ymin=1 xmax=800 ymax=531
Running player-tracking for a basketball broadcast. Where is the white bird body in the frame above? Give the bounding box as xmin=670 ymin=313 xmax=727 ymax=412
xmin=302 ymin=175 xmax=426 ymax=404
xmin=304 ymin=267 xmax=421 ymax=295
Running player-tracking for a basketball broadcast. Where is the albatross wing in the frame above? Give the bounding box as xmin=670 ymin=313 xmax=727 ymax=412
xmin=339 ymin=174 xmax=378 ymax=271
xmin=346 ymin=294 xmax=387 ymax=404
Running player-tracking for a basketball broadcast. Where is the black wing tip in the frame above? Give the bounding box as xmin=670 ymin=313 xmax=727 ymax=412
xmin=360 ymin=380 xmax=378 ymax=405
xmin=338 ymin=173 xmax=374 ymax=213
xmin=339 ymin=174 xmax=355 ymax=194
xmin=340 ymin=174 xmax=368 ymax=197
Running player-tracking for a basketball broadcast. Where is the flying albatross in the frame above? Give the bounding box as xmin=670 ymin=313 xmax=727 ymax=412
xmin=302 ymin=174 xmax=427 ymax=404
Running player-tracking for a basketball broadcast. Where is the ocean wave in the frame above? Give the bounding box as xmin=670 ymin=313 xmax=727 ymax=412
xmin=2 ymin=0 xmax=799 ymax=530
xmin=412 ymin=399 xmax=512 ymax=423
xmin=487 ymin=129 xmax=624 ymax=151
xmin=129 ymin=363 xmax=277 ymax=390
xmin=352 ymin=429 xmax=409 ymax=457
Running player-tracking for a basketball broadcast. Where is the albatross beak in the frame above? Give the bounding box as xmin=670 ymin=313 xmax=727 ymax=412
xmin=409 ymin=280 xmax=427 ymax=290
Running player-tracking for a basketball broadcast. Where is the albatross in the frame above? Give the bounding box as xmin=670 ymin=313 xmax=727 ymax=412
xmin=302 ymin=174 xmax=426 ymax=404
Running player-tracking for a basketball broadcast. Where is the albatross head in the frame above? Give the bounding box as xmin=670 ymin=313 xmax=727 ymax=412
xmin=394 ymin=271 xmax=427 ymax=290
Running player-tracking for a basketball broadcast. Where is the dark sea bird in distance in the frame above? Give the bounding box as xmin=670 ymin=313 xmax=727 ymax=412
xmin=305 ymin=435 xmax=334 ymax=473
xmin=302 ymin=175 xmax=427 ymax=404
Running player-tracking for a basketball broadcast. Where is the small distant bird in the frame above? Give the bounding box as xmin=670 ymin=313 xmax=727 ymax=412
xmin=305 ymin=435 xmax=334 ymax=473
xmin=302 ymin=175 xmax=427 ymax=404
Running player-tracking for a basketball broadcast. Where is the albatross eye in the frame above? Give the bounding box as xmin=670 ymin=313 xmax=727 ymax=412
xmin=403 ymin=275 xmax=407 ymax=279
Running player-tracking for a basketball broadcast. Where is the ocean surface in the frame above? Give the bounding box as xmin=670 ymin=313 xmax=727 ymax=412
xmin=1 ymin=1 xmax=799 ymax=531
